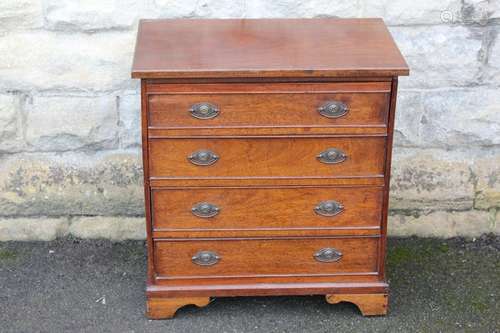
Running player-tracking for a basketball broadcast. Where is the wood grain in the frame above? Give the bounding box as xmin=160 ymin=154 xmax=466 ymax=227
xmin=152 ymin=228 xmax=380 ymax=239
xmin=147 ymin=81 xmax=390 ymax=132
xmin=148 ymin=126 xmax=388 ymax=137
xmin=325 ymin=293 xmax=388 ymax=316
xmin=147 ymin=297 xmax=211 ymax=319
xmin=146 ymin=81 xmax=391 ymax=94
xmin=151 ymin=186 xmax=383 ymax=231
xmin=149 ymin=93 xmax=388 ymax=129
xmin=149 ymin=176 xmax=385 ymax=187
xmin=153 ymin=237 xmax=379 ymax=279
xmin=132 ymin=18 xmax=409 ymax=78
xmin=147 ymin=281 xmax=388 ymax=297
xmin=148 ymin=137 xmax=386 ymax=178
xmin=378 ymin=77 xmax=399 ymax=281
xmin=153 ymin=273 xmax=381 ymax=286
xmin=139 ymin=81 xmax=156 ymax=285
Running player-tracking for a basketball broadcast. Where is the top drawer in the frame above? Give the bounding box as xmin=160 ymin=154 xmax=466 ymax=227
xmin=147 ymin=82 xmax=390 ymax=130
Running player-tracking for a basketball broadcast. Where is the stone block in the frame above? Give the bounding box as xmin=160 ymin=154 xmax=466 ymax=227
xmin=0 ymin=32 xmax=136 ymax=92
xmin=487 ymin=26 xmax=500 ymax=85
xmin=69 ymin=216 xmax=146 ymax=240
xmin=459 ymin=0 xmax=496 ymax=25
xmin=153 ymin=0 xmax=246 ymax=18
xmin=0 ymin=217 xmax=69 ymax=241
xmin=388 ymin=210 xmax=496 ymax=238
xmin=390 ymin=148 xmax=474 ymax=211
xmin=0 ymin=94 xmax=23 ymax=153
xmin=393 ymin=91 xmax=423 ymax=147
xmin=420 ymin=89 xmax=500 ymax=147
xmin=380 ymin=0 xmax=461 ymax=25
xmin=45 ymin=0 xmax=144 ymax=31
xmin=471 ymin=153 xmax=500 ymax=210
xmin=0 ymin=0 xmax=43 ymax=32
xmin=118 ymin=92 xmax=141 ymax=148
xmin=390 ymin=26 xmax=483 ymax=89
xmin=0 ymin=150 xmax=144 ymax=217
xmin=244 ymin=0 xmax=359 ymax=18
xmin=25 ymin=95 xmax=119 ymax=151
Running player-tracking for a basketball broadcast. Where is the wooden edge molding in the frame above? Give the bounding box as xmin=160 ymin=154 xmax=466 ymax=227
xmin=143 ymin=77 xmax=394 ymax=84
xmin=147 ymin=281 xmax=388 ymax=296
xmin=133 ymin=69 xmax=409 ymax=79
xmin=147 ymin=127 xmax=388 ymax=138
xmin=147 ymin=294 xmax=388 ymax=318
xmin=147 ymin=297 xmax=212 ymax=319
xmin=325 ymin=293 xmax=388 ymax=316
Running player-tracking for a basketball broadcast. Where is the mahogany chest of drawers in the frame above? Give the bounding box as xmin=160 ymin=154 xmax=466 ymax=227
xmin=132 ymin=18 xmax=409 ymax=318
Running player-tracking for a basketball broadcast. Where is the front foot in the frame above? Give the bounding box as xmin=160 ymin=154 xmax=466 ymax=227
xmin=325 ymin=293 xmax=388 ymax=316
xmin=147 ymin=297 xmax=211 ymax=319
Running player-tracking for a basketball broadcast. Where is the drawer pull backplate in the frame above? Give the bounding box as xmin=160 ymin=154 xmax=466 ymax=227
xmin=191 ymin=202 xmax=220 ymax=218
xmin=317 ymin=101 xmax=349 ymax=118
xmin=192 ymin=251 xmax=220 ymax=266
xmin=188 ymin=149 xmax=219 ymax=166
xmin=314 ymin=248 xmax=343 ymax=263
xmin=317 ymin=148 xmax=347 ymax=164
xmin=189 ymin=102 xmax=219 ymax=119
xmin=314 ymin=200 xmax=344 ymax=217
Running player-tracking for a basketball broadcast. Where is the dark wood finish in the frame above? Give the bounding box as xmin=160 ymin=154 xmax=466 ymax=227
xmin=132 ymin=19 xmax=409 ymax=78
xmin=152 ymin=186 xmax=383 ymax=231
xmin=148 ymin=137 xmax=386 ymax=178
xmin=153 ymin=237 xmax=379 ymax=279
xmin=133 ymin=18 xmax=408 ymax=319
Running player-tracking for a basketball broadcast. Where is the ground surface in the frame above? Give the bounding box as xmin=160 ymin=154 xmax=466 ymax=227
xmin=1 ymin=236 xmax=498 ymax=333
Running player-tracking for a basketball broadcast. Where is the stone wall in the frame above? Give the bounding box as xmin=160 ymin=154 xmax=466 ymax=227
xmin=0 ymin=0 xmax=499 ymax=241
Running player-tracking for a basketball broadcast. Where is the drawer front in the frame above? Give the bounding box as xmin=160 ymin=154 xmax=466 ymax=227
xmin=149 ymin=137 xmax=385 ymax=178
xmin=149 ymin=93 xmax=389 ymax=129
xmin=154 ymin=237 xmax=378 ymax=278
xmin=152 ymin=186 xmax=383 ymax=230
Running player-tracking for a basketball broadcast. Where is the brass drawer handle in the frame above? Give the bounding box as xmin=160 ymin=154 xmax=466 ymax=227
xmin=314 ymin=248 xmax=343 ymax=263
xmin=317 ymin=148 xmax=347 ymax=164
xmin=188 ymin=149 xmax=219 ymax=166
xmin=317 ymin=101 xmax=348 ymax=119
xmin=189 ymin=102 xmax=219 ymax=119
xmin=192 ymin=251 xmax=220 ymax=266
xmin=314 ymin=200 xmax=344 ymax=217
xmin=192 ymin=202 xmax=220 ymax=218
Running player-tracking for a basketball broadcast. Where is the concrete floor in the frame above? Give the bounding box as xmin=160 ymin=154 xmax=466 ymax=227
xmin=0 ymin=236 xmax=498 ymax=333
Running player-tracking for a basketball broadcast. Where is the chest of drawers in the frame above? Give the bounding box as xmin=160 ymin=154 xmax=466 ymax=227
xmin=132 ymin=18 xmax=408 ymax=318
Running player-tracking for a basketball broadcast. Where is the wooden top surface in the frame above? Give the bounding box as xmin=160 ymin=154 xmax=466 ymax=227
xmin=132 ymin=18 xmax=409 ymax=79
